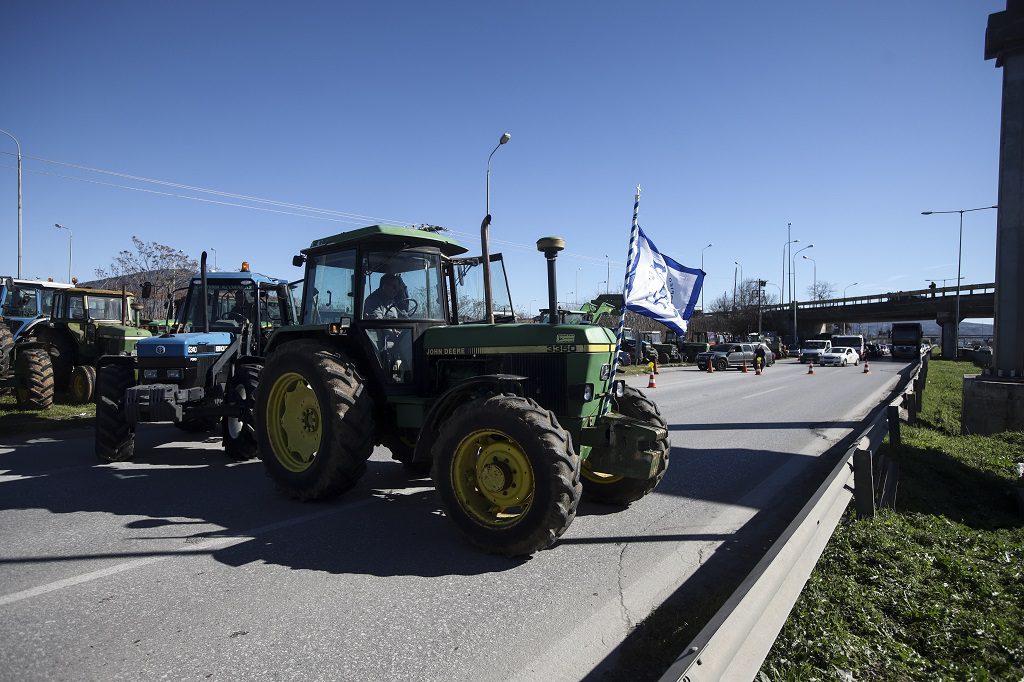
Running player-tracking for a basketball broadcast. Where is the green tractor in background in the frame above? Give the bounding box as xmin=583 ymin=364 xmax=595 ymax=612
xmin=254 ymin=225 xmax=670 ymax=556
xmin=14 ymin=287 xmax=151 ymax=409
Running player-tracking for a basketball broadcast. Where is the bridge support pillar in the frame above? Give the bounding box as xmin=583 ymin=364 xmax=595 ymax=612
xmin=964 ymin=3 xmax=1024 ymax=435
xmin=936 ymin=313 xmax=961 ymax=360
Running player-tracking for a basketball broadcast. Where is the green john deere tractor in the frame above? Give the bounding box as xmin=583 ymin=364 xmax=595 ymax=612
xmin=15 ymin=287 xmax=151 ymax=409
xmin=255 ymin=225 xmax=670 ymax=556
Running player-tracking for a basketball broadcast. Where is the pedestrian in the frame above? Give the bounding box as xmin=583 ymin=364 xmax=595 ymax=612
xmin=755 ymin=343 xmax=767 ymax=371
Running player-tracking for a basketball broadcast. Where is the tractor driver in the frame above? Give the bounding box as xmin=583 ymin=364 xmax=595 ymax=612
xmin=363 ymin=273 xmax=411 ymax=320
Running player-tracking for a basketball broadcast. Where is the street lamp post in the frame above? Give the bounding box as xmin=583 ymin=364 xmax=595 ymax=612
xmin=802 ymin=255 xmax=816 ymax=300
xmin=921 ymin=205 xmax=997 ymax=353
xmin=55 ymin=223 xmax=72 ymax=283
xmin=700 ymin=243 xmax=712 ymax=310
xmin=0 ymin=129 xmax=23 ymax=278
xmin=732 ymin=260 xmax=742 ymax=309
xmin=843 ymin=282 xmax=858 ymax=333
xmin=482 ymin=132 xmax=511 ymax=324
xmin=210 ymin=248 xmax=218 ymax=271
xmin=791 ymin=244 xmax=813 ymax=341
xmin=605 ymin=255 xmax=611 ymax=295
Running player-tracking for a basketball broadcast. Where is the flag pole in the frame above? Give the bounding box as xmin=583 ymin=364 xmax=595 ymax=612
xmin=603 ymin=185 xmax=642 ymax=414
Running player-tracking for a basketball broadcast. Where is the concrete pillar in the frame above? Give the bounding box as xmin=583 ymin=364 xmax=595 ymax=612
xmin=964 ymin=2 xmax=1024 ymax=434
xmin=937 ymin=313 xmax=959 ymax=360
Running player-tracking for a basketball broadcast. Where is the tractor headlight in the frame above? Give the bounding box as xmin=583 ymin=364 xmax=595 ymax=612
xmin=143 ymin=369 xmax=158 ymax=379
xmin=583 ymin=383 xmax=594 ymax=401
xmin=600 ymin=363 xmax=611 ymax=381
xmin=613 ymin=380 xmax=626 ymax=398
xmin=166 ymin=368 xmax=182 ymax=379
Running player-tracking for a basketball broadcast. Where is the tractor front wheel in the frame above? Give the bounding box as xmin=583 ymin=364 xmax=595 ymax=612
xmin=432 ymin=395 xmax=582 ymax=556
xmin=256 ymin=340 xmax=375 ymax=500
xmin=15 ymin=348 xmax=54 ymax=410
xmin=95 ymin=363 xmax=136 ymax=462
xmin=68 ymin=365 xmax=97 ymax=404
xmin=0 ymin=326 xmax=13 ymax=375
xmin=581 ymin=386 xmax=670 ymax=505
xmin=223 ymin=363 xmax=261 ymax=461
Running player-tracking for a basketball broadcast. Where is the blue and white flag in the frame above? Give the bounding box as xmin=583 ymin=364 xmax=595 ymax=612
xmin=624 ymin=225 xmax=704 ymax=335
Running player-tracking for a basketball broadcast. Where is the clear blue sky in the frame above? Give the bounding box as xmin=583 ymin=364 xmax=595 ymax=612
xmin=0 ymin=1 xmax=1005 ymax=320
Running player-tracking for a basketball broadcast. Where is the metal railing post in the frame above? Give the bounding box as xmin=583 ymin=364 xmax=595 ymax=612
xmin=853 ymin=442 xmax=876 ymax=518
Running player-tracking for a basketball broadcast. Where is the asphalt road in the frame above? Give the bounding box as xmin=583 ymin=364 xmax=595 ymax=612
xmin=0 ymin=357 xmax=913 ymax=681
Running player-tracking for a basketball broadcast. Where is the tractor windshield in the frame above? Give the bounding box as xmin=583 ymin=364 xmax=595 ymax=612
xmin=2 ymin=285 xmax=43 ymax=318
xmin=449 ymin=254 xmax=513 ymax=323
xmin=362 ymin=250 xmax=445 ymax=321
xmin=85 ymin=295 xmax=131 ymax=322
xmin=180 ymin=279 xmax=258 ymax=332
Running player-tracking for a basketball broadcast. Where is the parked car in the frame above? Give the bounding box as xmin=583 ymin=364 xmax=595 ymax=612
xmin=819 ymin=346 xmax=860 ymax=367
xmin=696 ymin=343 xmax=756 ymax=371
xmin=799 ymin=339 xmax=832 ymax=364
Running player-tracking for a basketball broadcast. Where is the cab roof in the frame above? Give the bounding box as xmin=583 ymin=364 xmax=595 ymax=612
xmin=64 ymin=287 xmax=136 ymax=297
xmin=192 ymin=271 xmax=288 ymax=285
xmin=8 ymin=279 xmax=75 ymax=289
xmin=305 ymin=224 xmax=468 ymax=257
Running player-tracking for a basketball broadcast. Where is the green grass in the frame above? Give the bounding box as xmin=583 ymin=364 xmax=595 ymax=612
xmin=760 ymin=360 xmax=1024 ymax=680
xmin=0 ymin=391 xmax=95 ymax=434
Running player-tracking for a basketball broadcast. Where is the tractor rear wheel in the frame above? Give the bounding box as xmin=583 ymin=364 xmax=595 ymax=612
xmin=256 ymin=340 xmax=375 ymax=500
xmin=658 ymin=350 xmax=670 ymax=365
xmin=0 ymin=325 xmax=13 ymax=375
xmin=15 ymin=348 xmax=54 ymax=410
xmin=223 ymin=363 xmax=261 ymax=461
xmin=68 ymin=365 xmax=97 ymax=404
xmin=95 ymin=363 xmax=136 ymax=462
xmin=581 ymin=386 xmax=670 ymax=505
xmin=431 ymin=395 xmax=582 ymax=556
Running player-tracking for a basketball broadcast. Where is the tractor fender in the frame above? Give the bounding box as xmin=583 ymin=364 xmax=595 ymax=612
xmin=96 ymin=354 xmax=137 ymax=370
xmin=410 ymin=374 xmax=530 ymax=466
xmin=15 ymin=339 xmax=58 ymax=357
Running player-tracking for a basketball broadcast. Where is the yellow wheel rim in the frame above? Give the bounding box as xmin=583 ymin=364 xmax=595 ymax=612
xmin=451 ymin=429 xmax=534 ymax=528
xmin=581 ymin=458 xmax=624 ymax=485
xmin=265 ymin=371 xmax=322 ymax=472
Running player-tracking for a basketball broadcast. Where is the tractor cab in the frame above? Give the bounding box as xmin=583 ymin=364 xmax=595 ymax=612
xmin=0 ymin=278 xmax=75 ymax=342
xmin=291 ymin=225 xmax=477 ymax=389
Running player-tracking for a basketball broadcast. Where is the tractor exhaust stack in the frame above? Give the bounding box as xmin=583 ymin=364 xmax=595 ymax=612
xmin=536 ymin=237 xmax=565 ymax=324
xmin=200 ymin=251 xmax=210 ymax=334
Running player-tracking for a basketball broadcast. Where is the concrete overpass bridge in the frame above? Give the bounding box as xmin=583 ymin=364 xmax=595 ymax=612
xmin=729 ymin=282 xmax=994 ymax=358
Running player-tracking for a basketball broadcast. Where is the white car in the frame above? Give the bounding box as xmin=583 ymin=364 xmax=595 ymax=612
xmin=819 ymin=346 xmax=860 ymax=367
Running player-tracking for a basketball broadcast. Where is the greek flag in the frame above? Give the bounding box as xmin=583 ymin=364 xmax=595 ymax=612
xmin=624 ymin=226 xmax=704 ymax=334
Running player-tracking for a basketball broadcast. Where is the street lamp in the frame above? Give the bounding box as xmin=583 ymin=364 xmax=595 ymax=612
xmin=604 ymin=255 xmax=611 ymax=294
xmin=482 ymin=132 xmax=511 ymax=324
xmin=791 ymin=244 xmax=813 ymax=339
xmin=210 ymin=247 xmax=218 ymax=271
xmin=802 ymin=255 xmax=816 ymax=300
xmin=842 ymin=282 xmax=858 ymax=333
xmin=782 ymin=223 xmax=799 ymax=306
xmin=921 ymin=205 xmax=997 ymax=352
xmin=700 ymin=243 xmax=712 ymax=310
xmin=733 ymin=260 xmax=742 ymax=309
xmin=55 ymin=223 xmax=72 ymax=283
xmin=0 ymin=129 xmax=23 ymax=278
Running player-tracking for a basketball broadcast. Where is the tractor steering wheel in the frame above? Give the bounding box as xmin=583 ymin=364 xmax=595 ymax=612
xmin=393 ymin=298 xmax=418 ymax=317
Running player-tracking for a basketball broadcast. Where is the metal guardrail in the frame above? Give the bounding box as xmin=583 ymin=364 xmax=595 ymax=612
xmin=659 ymin=353 xmax=930 ymax=682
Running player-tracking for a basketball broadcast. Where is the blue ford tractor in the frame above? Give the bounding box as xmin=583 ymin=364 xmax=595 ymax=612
xmin=0 ymin=277 xmax=75 ymax=377
xmin=94 ymin=254 xmax=296 ymax=462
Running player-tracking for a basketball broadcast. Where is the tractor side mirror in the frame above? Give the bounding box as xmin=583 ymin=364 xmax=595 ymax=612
xmin=141 ymin=282 xmax=153 ymax=299
xmin=292 ymin=254 xmax=305 ymax=267
xmin=1 ymin=276 xmax=13 ymax=290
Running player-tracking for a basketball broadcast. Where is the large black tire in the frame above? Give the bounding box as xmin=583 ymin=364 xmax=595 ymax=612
xmin=658 ymin=351 xmax=670 ymax=365
xmin=68 ymin=365 xmax=97 ymax=404
xmin=255 ymin=340 xmax=375 ymax=501
xmin=715 ymin=357 xmax=729 ymax=372
xmin=222 ymin=363 xmax=261 ymax=462
xmin=95 ymin=363 xmax=136 ymax=462
xmin=431 ymin=394 xmax=582 ymax=556
xmin=14 ymin=348 xmax=54 ymax=410
xmin=0 ymin=325 xmax=13 ymax=375
xmin=581 ymin=386 xmax=670 ymax=505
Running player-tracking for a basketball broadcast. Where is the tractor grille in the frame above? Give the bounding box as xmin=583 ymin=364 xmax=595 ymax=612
xmin=501 ymin=353 xmax=568 ymax=415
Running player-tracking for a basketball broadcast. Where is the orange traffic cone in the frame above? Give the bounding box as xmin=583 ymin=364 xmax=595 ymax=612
xmin=653 ymin=359 xmax=659 ymax=375
xmin=647 ymin=371 xmax=657 ymax=388
xmin=741 ymin=359 xmax=748 ymax=373
xmin=863 ymin=360 xmax=870 ymax=374
xmin=807 ymin=362 xmax=815 ymax=375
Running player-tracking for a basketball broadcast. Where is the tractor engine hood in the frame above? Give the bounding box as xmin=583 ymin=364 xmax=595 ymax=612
xmin=424 ymin=323 xmax=616 ymax=355
xmin=95 ymin=325 xmax=153 ymax=342
xmin=136 ymin=331 xmax=233 ymax=358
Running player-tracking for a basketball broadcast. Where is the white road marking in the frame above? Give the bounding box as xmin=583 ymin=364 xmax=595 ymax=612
xmin=0 ymin=486 xmax=433 ymax=607
xmin=740 ymin=385 xmax=786 ymax=400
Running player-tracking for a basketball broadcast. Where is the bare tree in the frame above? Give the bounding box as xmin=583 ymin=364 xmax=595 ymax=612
xmin=94 ymin=237 xmax=198 ymax=319
xmin=806 ymin=279 xmax=837 ymax=301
